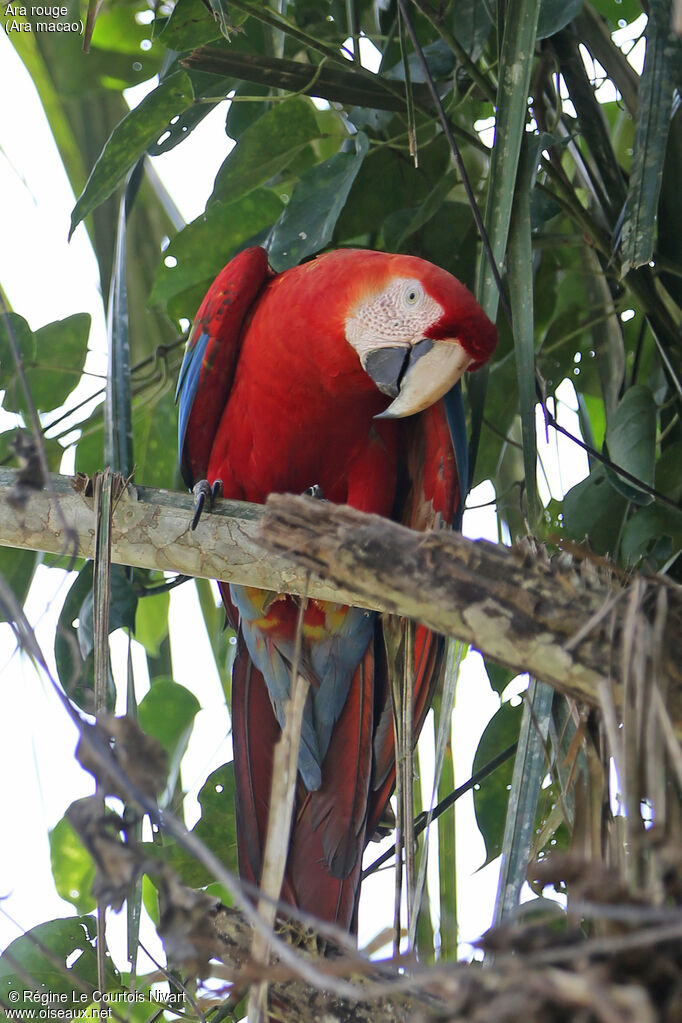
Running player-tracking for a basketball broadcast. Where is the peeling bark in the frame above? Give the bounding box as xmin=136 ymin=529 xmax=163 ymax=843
xmin=1 ymin=469 xmax=680 ymax=730
xmin=258 ymin=494 xmax=682 ymax=729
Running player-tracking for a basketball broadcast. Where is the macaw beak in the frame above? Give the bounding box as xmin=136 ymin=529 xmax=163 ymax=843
xmin=362 ymin=338 xmax=472 ymax=419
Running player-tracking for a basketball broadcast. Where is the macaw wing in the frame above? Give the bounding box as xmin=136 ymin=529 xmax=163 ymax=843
xmin=369 ymin=389 xmax=466 ymax=830
xmin=176 ymin=246 xmax=271 ymax=487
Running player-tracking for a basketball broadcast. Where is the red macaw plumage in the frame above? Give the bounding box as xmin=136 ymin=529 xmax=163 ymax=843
xmin=177 ymin=246 xmax=496 ymax=930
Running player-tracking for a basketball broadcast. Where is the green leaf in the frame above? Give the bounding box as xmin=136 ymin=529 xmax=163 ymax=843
xmin=132 ymin=387 xmax=180 ymax=490
xmin=139 ymin=678 xmax=200 ymax=754
xmin=147 ymin=763 xmax=238 ymax=888
xmin=484 ymin=659 xmax=516 ymax=697
xmin=135 ymin=587 xmax=170 ymax=657
xmin=268 ymin=132 xmax=369 ymax=272
xmin=55 ymin=564 xmax=98 ymax=708
xmin=73 ymin=403 xmax=105 ymax=476
xmin=621 ymin=503 xmax=682 ymax=568
xmin=156 ymin=0 xmax=223 ymax=50
xmin=473 ymin=701 xmax=523 ymax=866
xmin=150 ymin=190 xmax=284 ymax=308
xmin=194 ymin=576 xmax=234 ymax=695
xmin=619 ymin=0 xmax=681 ymax=274
xmin=49 ymin=817 xmax=96 ymax=915
xmin=590 ymin=0 xmax=642 ymax=27
xmin=0 ymin=312 xmax=90 ymax=415
xmin=138 ymin=679 xmax=200 ymax=803
xmin=335 ymin=144 xmax=434 ymax=245
xmin=537 ymin=0 xmax=583 ymax=40
xmin=0 ymin=917 xmax=104 ymax=1008
xmin=78 ymin=564 xmax=137 ymax=660
xmin=383 ymin=172 xmax=458 ymax=252
xmin=0 ymin=547 xmax=39 ymax=623
xmin=210 ymin=97 xmax=324 ymax=205
xmin=562 ymin=464 xmax=628 ymax=556
xmin=225 ymin=79 xmax=270 ymax=139
xmin=70 ymin=71 xmax=194 ymax=236
xmin=655 ymin=440 xmax=682 ymax=502
xmin=605 ymin=384 xmax=657 ymax=504
xmin=450 ymin=0 xmax=495 ymax=59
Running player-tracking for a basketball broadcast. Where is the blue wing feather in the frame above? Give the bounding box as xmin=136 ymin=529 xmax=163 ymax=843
xmin=443 ymin=382 xmax=469 ymax=529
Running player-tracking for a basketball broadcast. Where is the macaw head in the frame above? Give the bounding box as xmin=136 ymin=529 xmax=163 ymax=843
xmin=342 ymin=251 xmax=497 ymax=418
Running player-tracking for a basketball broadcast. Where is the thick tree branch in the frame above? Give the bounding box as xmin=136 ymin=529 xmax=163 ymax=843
xmin=258 ymin=495 xmax=682 ymax=731
xmin=0 ymin=467 xmax=358 ymax=605
xmin=1 ymin=469 xmax=680 ymax=731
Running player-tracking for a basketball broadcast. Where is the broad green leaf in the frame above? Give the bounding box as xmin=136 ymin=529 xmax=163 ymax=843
xmin=414 ymin=202 xmax=479 ymax=289
xmin=78 ymin=564 xmax=138 ymax=660
xmin=268 ymin=132 xmax=369 ymax=271
xmin=618 ymin=0 xmax=681 ymax=275
xmin=138 ymin=678 xmax=200 ymax=803
xmin=55 ymin=564 xmax=98 ymax=708
xmin=605 ymin=384 xmax=657 ymax=504
xmin=194 ymin=576 xmax=234 ymax=696
xmin=73 ymin=402 xmax=105 ymax=477
xmin=90 ymin=1 xmax=161 ymax=57
xmin=484 ymin=659 xmax=516 ymax=697
xmin=382 ymin=172 xmax=458 ymax=253
xmin=473 ymin=700 xmax=523 ymax=866
xmin=0 ymin=312 xmax=90 ymax=415
xmin=386 ymin=37 xmax=455 ymax=83
xmin=562 ymin=464 xmax=628 ymax=556
xmin=210 ymin=97 xmax=324 ymax=205
xmin=621 ymin=503 xmax=682 ymax=567
xmin=581 ymin=392 xmax=607 ymax=451
xmin=70 ymin=71 xmax=194 ymax=236
xmin=225 ymin=79 xmax=270 ymax=138
xmin=537 ymin=0 xmax=583 ymax=39
xmin=450 ymin=0 xmax=495 ymax=60
xmin=0 ymin=547 xmax=39 ymax=623
xmin=73 ymin=388 xmax=179 ymax=489
xmin=190 ymin=763 xmax=239 ymax=878
xmin=156 ymin=0 xmax=223 ymax=50
xmin=472 ymin=350 xmax=518 ymax=488
xmin=135 ymin=588 xmax=170 ymax=657
xmin=138 ymin=679 xmax=200 ymax=755
xmin=591 ymin=0 xmax=646 ymax=27
xmin=146 ymin=763 xmax=238 ymax=888
xmin=0 ymin=917 xmax=104 ymax=1008
xmin=49 ymin=817 xmax=96 ymax=915
xmin=132 ymin=387 xmax=179 ymax=490
xmin=150 ymin=190 xmax=284 ymax=308
xmin=335 ymin=143 xmax=436 ymax=244
xmin=655 ymin=440 xmax=682 ymax=502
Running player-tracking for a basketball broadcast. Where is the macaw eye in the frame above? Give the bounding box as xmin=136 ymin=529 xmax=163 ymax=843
xmin=401 ymin=281 xmax=425 ymax=308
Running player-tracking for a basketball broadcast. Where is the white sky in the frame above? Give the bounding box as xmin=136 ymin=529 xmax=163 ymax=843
xmin=0 ymin=23 xmax=593 ymax=979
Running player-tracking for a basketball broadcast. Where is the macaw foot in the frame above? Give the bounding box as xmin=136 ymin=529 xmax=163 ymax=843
xmin=191 ymin=478 xmax=223 ymax=531
xmin=303 ymin=484 xmax=325 ymax=500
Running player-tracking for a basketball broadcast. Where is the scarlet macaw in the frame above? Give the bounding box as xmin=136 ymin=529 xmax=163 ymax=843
xmin=176 ymin=246 xmax=496 ymax=930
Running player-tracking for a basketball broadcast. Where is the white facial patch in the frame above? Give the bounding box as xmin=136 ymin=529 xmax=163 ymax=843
xmin=345 ymin=277 xmax=444 ymax=360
